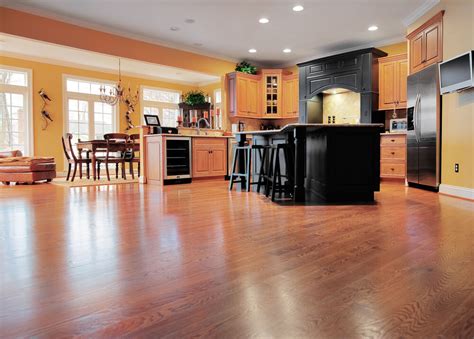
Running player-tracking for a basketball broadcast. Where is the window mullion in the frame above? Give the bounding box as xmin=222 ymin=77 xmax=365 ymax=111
xmin=89 ymin=100 xmax=94 ymax=140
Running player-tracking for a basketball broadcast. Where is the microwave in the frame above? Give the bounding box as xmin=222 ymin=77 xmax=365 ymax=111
xmin=389 ymin=118 xmax=407 ymax=133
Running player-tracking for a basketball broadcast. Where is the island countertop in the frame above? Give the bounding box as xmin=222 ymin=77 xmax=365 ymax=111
xmin=235 ymin=123 xmax=384 ymax=136
xmin=233 ymin=123 xmax=383 ymax=204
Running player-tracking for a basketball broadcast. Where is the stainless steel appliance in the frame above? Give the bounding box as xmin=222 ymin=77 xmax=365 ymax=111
xmin=407 ymin=64 xmax=441 ymax=190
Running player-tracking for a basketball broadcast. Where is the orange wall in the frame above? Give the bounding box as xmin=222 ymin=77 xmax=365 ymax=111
xmin=0 ymin=55 xmax=200 ymax=171
xmin=0 ymin=7 xmax=236 ymax=77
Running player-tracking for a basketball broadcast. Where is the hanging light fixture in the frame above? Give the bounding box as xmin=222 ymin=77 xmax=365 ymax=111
xmin=100 ymin=59 xmax=139 ymax=107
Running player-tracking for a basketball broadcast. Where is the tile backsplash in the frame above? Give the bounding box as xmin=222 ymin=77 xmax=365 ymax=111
xmin=323 ymin=91 xmax=361 ymax=124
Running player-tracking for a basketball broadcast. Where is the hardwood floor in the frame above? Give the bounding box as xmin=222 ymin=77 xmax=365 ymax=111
xmin=1 ymin=181 xmax=473 ymax=338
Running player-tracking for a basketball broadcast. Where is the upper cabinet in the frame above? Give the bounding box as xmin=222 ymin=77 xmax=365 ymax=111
xmin=282 ymin=74 xmax=299 ymax=118
xmin=226 ymin=69 xmax=298 ymax=119
xmin=261 ymin=69 xmax=282 ymax=118
xmin=407 ymin=11 xmax=444 ymax=75
xmin=227 ymin=72 xmax=261 ymax=118
xmin=378 ymin=54 xmax=408 ymax=110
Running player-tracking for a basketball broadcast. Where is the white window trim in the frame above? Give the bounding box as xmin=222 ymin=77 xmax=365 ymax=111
xmin=0 ymin=65 xmax=33 ymax=156
xmin=213 ymin=88 xmax=222 ymax=130
xmin=140 ymin=85 xmax=181 ymax=126
xmin=62 ymin=74 xmax=119 ymax=141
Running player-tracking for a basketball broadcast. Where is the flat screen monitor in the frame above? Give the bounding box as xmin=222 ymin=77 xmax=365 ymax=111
xmin=144 ymin=114 xmax=161 ymax=126
xmin=439 ymin=51 xmax=474 ymax=94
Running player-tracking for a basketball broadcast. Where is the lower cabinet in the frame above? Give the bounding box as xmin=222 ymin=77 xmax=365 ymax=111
xmin=380 ymin=134 xmax=406 ymax=179
xmin=145 ymin=135 xmax=164 ymax=185
xmin=192 ymin=138 xmax=227 ymax=178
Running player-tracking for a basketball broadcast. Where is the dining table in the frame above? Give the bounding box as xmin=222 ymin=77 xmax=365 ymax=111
xmin=76 ymin=140 xmax=140 ymax=180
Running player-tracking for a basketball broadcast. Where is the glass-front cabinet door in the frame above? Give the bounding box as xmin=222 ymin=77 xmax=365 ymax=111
xmin=262 ymin=69 xmax=282 ymax=118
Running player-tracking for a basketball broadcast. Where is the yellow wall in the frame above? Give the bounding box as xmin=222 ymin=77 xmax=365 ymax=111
xmin=408 ymin=0 xmax=474 ymax=190
xmin=0 ymin=55 xmax=200 ymax=171
xmin=377 ymin=42 xmax=407 ymax=56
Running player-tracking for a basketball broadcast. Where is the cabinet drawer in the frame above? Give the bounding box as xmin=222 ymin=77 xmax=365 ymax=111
xmin=381 ymin=146 xmax=406 ymax=160
xmin=193 ymin=138 xmax=227 ymax=148
xmin=381 ymin=135 xmax=406 ymax=145
xmin=381 ymin=163 xmax=406 ymax=177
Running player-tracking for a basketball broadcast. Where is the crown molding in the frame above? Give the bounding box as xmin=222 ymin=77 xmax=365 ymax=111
xmin=402 ymin=0 xmax=441 ymax=27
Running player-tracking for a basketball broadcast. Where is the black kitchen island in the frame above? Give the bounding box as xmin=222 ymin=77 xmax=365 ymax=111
xmin=235 ymin=123 xmax=384 ymax=204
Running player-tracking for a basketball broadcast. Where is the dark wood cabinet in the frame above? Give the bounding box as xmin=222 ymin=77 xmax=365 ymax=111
xmin=298 ymin=48 xmax=387 ymax=124
xmin=407 ymin=11 xmax=444 ymax=75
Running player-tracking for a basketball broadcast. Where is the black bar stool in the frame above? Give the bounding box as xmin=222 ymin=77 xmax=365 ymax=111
xmin=229 ymin=144 xmax=268 ymax=191
xmin=263 ymin=143 xmax=294 ymax=202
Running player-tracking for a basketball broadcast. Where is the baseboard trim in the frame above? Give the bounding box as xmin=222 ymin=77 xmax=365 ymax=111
xmin=439 ymin=184 xmax=474 ymax=201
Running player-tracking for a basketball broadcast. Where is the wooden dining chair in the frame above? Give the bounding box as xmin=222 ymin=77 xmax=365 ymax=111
xmin=61 ymin=133 xmax=91 ymax=182
xmin=125 ymin=133 xmax=140 ymax=179
xmin=96 ymin=133 xmax=130 ymax=181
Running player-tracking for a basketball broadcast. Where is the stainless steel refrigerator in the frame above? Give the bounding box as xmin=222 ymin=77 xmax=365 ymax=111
xmin=407 ymin=64 xmax=441 ymax=190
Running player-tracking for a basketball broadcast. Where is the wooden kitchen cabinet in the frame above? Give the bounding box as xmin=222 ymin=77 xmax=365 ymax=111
xmin=261 ymin=69 xmax=283 ymax=118
xmin=227 ymin=72 xmax=261 ymax=118
xmin=144 ymin=135 xmax=164 ymax=185
xmin=380 ymin=134 xmax=406 ymax=179
xmin=378 ymin=54 xmax=408 ymax=110
xmin=282 ymin=74 xmax=299 ymax=117
xmin=226 ymin=69 xmax=299 ymax=119
xmin=192 ymin=138 xmax=227 ymax=178
xmin=407 ymin=11 xmax=444 ymax=75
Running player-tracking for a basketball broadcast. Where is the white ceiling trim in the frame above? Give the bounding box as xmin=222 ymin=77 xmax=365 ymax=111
xmin=1 ymin=3 xmax=240 ymax=66
xmin=402 ymin=0 xmax=441 ymax=27
xmin=196 ymin=79 xmax=222 ymax=87
xmin=277 ymin=35 xmax=406 ymax=68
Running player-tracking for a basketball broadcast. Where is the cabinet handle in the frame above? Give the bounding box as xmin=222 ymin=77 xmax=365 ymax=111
xmin=391 ymin=152 xmax=395 ymax=155
xmin=391 ymin=139 xmax=395 ymax=142
xmin=391 ymin=168 xmax=395 ymax=171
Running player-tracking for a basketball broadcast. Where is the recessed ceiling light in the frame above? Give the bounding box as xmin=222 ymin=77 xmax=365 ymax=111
xmin=248 ymin=48 xmax=257 ymax=53
xmin=292 ymin=5 xmax=304 ymax=12
xmin=283 ymin=48 xmax=292 ymax=53
xmin=185 ymin=18 xmax=195 ymax=24
xmin=259 ymin=17 xmax=270 ymax=24
xmin=170 ymin=26 xmax=180 ymax=31
xmin=368 ymin=25 xmax=378 ymax=31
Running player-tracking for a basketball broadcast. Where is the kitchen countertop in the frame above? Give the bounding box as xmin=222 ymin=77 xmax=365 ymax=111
xmin=381 ymin=132 xmax=407 ymax=135
xmin=235 ymin=123 xmax=384 ymax=135
xmin=144 ymin=134 xmax=234 ymax=138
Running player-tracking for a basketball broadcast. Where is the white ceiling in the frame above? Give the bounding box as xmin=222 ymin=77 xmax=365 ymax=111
xmin=2 ymin=0 xmax=439 ymax=66
xmin=0 ymin=34 xmax=220 ymax=86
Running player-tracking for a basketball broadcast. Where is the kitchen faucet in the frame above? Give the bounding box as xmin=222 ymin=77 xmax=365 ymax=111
xmin=196 ymin=117 xmax=210 ymax=135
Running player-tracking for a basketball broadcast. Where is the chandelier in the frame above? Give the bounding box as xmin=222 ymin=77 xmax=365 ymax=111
xmin=100 ymin=59 xmax=139 ymax=106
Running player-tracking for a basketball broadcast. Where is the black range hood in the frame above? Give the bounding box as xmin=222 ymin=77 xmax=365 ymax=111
xmin=297 ymin=48 xmax=387 ymax=124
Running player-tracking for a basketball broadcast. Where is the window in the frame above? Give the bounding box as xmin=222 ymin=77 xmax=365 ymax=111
xmin=64 ymin=76 xmax=117 ymax=142
xmin=214 ymin=89 xmax=222 ymax=130
xmin=0 ymin=67 xmax=33 ymax=155
xmin=141 ymin=87 xmax=181 ymax=127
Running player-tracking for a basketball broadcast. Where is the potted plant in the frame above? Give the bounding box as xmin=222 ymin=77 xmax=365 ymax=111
xmin=235 ymin=61 xmax=257 ymax=75
xmin=182 ymin=90 xmax=207 ymax=106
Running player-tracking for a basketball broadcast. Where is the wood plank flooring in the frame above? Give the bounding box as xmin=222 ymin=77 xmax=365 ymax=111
xmin=0 ymin=181 xmax=473 ymax=338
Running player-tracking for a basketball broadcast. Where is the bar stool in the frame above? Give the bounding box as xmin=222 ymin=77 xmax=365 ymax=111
xmin=264 ymin=143 xmax=294 ymax=202
xmin=229 ymin=144 xmax=268 ymax=191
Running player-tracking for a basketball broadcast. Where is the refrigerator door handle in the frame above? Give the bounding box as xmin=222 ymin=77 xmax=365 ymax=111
xmin=413 ymin=93 xmax=420 ymax=142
